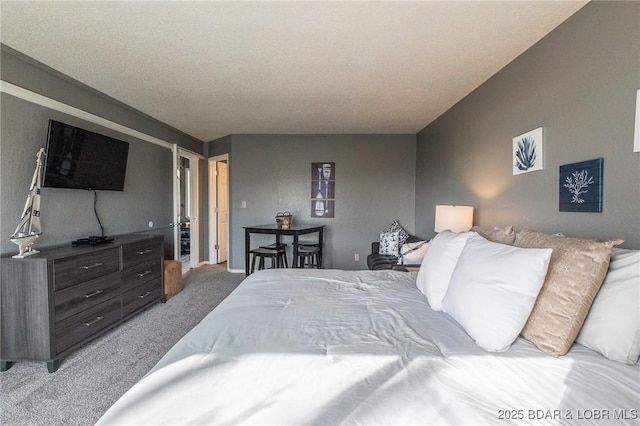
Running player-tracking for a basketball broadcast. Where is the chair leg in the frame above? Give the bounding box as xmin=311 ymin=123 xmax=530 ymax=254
xmin=259 ymin=256 xmax=265 ymax=270
xmin=251 ymin=254 xmax=257 ymax=273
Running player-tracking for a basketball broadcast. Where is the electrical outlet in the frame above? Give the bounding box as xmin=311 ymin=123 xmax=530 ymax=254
xmin=241 ymin=201 xmax=247 ymax=208
xmin=354 ymin=253 xmax=360 ymax=261
xmin=148 ymin=221 xmax=153 ymax=228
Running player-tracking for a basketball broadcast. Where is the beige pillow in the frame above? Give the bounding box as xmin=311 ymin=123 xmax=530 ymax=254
xmin=471 ymin=225 xmax=516 ymax=245
xmin=514 ymin=229 xmax=623 ymax=356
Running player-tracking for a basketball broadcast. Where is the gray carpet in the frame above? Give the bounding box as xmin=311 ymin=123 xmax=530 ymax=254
xmin=0 ymin=265 xmax=244 ymax=426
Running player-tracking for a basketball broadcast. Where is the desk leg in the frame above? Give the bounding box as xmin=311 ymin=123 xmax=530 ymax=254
xmin=245 ymin=229 xmax=250 ymax=276
xmin=293 ymin=234 xmax=299 ymax=268
xmin=318 ymin=228 xmax=324 ymax=268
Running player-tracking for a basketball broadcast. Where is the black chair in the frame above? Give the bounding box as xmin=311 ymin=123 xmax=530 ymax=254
xmin=250 ymin=247 xmax=282 ymax=273
xmin=296 ymin=238 xmax=323 ymax=267
xmin=366 ymin=236 xmax=425 ymax=271
xmin=295 ymin=246 xmax=320 ymax=268
xmin=366 ymin=241 xmax=401 ymax=270
xmin=259 ymin=242 xmax=289 ymax=268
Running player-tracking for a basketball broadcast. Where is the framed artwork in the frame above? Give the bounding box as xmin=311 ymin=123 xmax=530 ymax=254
xmin=513 ymin=127 xmax=543 ymax=175
xmin=311 ymin=162 xmax=335 ymax=218
xmin=311 ymin=199 xmax=334 ymax=218
xmin=559 ymin=158 xmax=603 ymax=213
xmin=634 ymin=89 xmax=639 ymax=153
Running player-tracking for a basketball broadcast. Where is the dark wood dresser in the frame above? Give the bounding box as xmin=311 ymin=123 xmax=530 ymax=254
xmin=0 ymin=233 xmax=164 ymax=372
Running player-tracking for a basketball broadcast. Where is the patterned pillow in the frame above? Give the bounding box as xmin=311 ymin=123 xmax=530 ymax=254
xmin=471 ymin=225 xmax=516 ymax=245
xmin=514 ymin=229 xmax=623 ymax=357
xmin=387 ymin=220 xmax=411 ymax=246
xmin=379 ymin=231 xmax=400 ymax=256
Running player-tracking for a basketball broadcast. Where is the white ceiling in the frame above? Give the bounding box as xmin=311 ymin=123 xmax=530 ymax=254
xmin=1 ymin=1 xmax=588 ymax=142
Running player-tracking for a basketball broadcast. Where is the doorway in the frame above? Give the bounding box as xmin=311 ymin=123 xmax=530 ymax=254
xmin=209 ymin=154 xmax=229 ymax=267
xmin=172 ymin=145 xmax=200 ymax=275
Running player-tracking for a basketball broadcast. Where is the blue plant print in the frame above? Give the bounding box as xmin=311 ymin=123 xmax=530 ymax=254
xmin=514 ymin=136 xmax=537 ymax=171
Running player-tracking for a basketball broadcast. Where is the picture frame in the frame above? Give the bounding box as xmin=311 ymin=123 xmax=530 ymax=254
xmin=513 ymin=127 xmax=543 ymax=175
xmin=559 ymin=158 xmax=603 ymax=213
xmin=311 ymin=162 xmax=335 ymax=218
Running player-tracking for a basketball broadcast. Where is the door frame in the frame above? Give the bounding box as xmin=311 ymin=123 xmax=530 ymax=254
xmin=209 ymin=154 xmax=229 ymax=267
xmin=172 ymin=145 xmax=201 ymax=272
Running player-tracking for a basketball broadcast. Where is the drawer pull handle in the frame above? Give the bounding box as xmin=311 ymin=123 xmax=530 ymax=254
xmin=137 ymin=249 xmax=152 ymax=255
xmin=84 ymin=289 xmax=104 ymax=299
xmin=84 ymin=316 xmax=104 ymax=326
xmin=81 ymin=262 xmax=103 ymax=270
xmin=138 ymin=291 xmax=152 ymax=299
xmin=137 ymin=270 xmax=152 ymax=277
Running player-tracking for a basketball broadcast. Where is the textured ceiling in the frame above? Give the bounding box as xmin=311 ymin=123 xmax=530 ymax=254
xmin=0 ymin=1 xmax=587 ymax=142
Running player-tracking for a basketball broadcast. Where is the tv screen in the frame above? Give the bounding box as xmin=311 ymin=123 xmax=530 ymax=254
xmin=43 ymin=120 xmax=129 ymax=191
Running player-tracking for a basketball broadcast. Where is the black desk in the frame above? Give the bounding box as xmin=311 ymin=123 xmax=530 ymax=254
xmin=244 ymin=224 xmax=324 ymax=276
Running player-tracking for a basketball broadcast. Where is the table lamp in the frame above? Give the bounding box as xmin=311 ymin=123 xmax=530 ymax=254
xmin=434 ymin=205 xmax=474 ymax=233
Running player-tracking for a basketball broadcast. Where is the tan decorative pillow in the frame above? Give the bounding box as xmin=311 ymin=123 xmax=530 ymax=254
xmin=471 ymin=225 xmax=516 ymax=245
xmin=514 ymin=229 xmax=623 ymax=357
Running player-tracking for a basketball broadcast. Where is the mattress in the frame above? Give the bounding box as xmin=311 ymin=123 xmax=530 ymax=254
xmin=97 ymin=269 xmax=640 ymax=425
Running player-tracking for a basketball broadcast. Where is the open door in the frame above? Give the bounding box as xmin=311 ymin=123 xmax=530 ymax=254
xmin=173 ymin=145 xmax=200 ymax=274
xmin=209 ymin=154 xmax=229 ymax=265
xmin=217 ymin=160 xmax=228 ymax=262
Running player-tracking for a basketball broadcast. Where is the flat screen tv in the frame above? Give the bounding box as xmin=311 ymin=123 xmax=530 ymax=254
xmin=43 ymin=120 xmax=129 ymax=191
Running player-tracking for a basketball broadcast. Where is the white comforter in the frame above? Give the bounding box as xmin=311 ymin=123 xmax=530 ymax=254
xmin=98 ymin=269 xmax=640 ymax=425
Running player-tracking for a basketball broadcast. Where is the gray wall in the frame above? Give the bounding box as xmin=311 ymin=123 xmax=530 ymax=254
xmin=207 ymin=135 xmax=232 ymax=158
xmin=1 ymin=47 xmax=204 ymax=257
xmin=415 ymin=1 xmax=640 ymax=248
xmin=212 ymin=134 xmax=416 ymax=270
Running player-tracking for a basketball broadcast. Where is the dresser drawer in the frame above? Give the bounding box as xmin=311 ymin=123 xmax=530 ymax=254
xmin=54 ymin=271 xmax=121 ymax=322
xmin=55 ymin=297 xmax=121 ymax=353
xmin=54 ymin=248 xmax=120 ymax=291
xmin=122 ymin=240 xmax=162 ymax=270
xmin=121 ymin=259 xmax=162 ymax=289
xmin=122 ymin=279 xmax=162 ymax=318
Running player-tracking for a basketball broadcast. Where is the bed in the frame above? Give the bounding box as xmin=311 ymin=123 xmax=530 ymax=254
xmin=98 ymin=230 xmax=640 ymax=425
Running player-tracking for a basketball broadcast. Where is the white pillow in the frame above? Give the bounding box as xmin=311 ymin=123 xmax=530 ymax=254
xmin=442 ymin=233 xmax=552 ymax=352
xmin=400 ymin=240 xmax=429 ymax=265
xmin=416 ymin=231 xmax=472 ymax=310
xmin=379 ymin=231 xmax=400 ymax=256
xmin=575 ymin=249 xmax=640 ymax=364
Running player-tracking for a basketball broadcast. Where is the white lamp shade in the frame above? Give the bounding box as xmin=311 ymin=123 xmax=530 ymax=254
xmin=434 ymin=205 xmax=474 ymax=233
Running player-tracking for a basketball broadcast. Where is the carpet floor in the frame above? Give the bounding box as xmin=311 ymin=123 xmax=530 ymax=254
xmin=0 ymin=265 xmax=244 ymax=426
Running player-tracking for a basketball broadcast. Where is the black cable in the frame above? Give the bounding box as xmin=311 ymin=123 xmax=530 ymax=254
xmin=93 ymin=190 xmax=105 ymax=237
